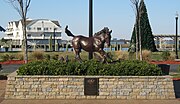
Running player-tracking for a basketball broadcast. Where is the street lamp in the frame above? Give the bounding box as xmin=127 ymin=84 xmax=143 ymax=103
xmin=89 ymin=0 xmax=93 ymax=59
xmin=175 ymin=12 xmax=179 ymax=59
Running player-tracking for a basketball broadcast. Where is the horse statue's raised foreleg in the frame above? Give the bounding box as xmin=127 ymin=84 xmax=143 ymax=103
xmin=98 ymin=50 xmax=108 ymax=63
xmin=98 ymin=50 xmax=113 ymax=63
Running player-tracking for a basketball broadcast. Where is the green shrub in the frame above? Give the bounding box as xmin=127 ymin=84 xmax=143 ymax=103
xmin=142 ymin=50 xmax=152 ymax=61
xmin=1 ymin=54 xmax=15 ymax=61
xmin=17 ymin=60 xmax=162 ymax=76
xmin=1 ymin=54 xmax=10 ymax=61
xmin=128 ymin=52 xmax=135 ymax=60
xmin=161 ymin=51 xmax=170 ymax=61
xmin=31 ymin=51 xmax=44 ymax=60
xmin=169 ymin=52 xmax=175 ymax=60
xmin=52 ymin=54 xmax=59 ymax=60
xmin=44 ymin=54 xmax=51 ymax=60
xmin=115 ymin=51 xmax=129 ymax=60
xmin=9 ymin=54 xmax=15 ymax=60
xmin=16 ymin=52 xmax=24 ymax=60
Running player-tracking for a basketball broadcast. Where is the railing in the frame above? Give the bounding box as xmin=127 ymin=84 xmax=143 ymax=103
xmin=27 ymin=37 xmax=62 ymax=39
xmin=4 ymin=36 xmax=14 ymax=39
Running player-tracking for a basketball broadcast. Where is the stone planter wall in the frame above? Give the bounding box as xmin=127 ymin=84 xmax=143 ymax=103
xmin=5 ymin=72 xmax=175 ymax=99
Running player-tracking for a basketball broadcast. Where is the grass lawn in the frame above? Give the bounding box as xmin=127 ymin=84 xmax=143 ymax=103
xmin=151 ymin=52 xmax=163 ymax=61
xmin=0 ymin=50 xmax=180 ymax=61
xmin=0 ymin=50 xmax=180 ymax=78
xmin=170 ymin=73 xmax=180 ymax=78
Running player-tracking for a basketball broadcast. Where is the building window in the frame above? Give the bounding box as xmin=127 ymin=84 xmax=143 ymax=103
xmin=27 ymin=34 xmax=31 ymax=37
xmin=16 ymin=32 xmax=19 ymax=38
xmin=28 ymin=27 xmax=31 ymax=30
xmin=37 ymin=27 xmax=41 ymax=31
xmin=44 ymin=28 xmax=48 ymax=31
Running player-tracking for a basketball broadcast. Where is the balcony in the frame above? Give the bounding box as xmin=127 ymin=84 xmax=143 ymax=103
xmin=27 ymin=36 xmax=62 ymax=40
xmin=4 ymin=36 xmax=14 ymax=40
xmin=5 ymin=31 xmax=13 ymax=35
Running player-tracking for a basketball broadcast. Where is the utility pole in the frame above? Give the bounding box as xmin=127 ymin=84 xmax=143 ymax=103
xmin=89 ymin=0 xmax=93 ymax=59
xmin=175 ymin=12 xmax=179 ymax=59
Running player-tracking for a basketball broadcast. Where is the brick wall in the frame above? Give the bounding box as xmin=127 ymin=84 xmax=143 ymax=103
xmin=5 ymin=73 xmax=175 ymax=99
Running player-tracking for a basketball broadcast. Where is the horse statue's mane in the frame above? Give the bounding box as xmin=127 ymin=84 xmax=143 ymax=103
xmin=94 ymin=27 xmax=109 ymax=36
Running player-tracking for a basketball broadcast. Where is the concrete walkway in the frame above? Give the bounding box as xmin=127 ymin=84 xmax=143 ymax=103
xmin=1 ymin=99 xmax=180 ymax=104
xmin=0 ymin=64 xmax=22 ymax=75
xmin=0 ymin=80 xmax=6 ymax=104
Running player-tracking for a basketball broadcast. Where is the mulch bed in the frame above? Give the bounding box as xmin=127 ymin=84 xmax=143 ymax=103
xmin=173 ymin=78 xmax=180 ymax=81
xmin=0 ymin=60 xmax=25 ymax=65
xmin=150 ymin=60 xmax=180 ymax=64
xmin=1 ymin=60 xmax=180 ymax=65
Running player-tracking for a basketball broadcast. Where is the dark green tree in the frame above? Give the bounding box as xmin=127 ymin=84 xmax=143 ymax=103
xmin=129 ymin=0 xmax=157 ymax=52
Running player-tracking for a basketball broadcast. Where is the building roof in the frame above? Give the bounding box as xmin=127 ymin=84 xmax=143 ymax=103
xmin=52 ymin=21 xmax=60 ymax=27
xmin=0 ymin=26 xmax=5 ymax=32
xmin=14 ymin=21 xmax=19 ymax=27
xmin=19 ymin=19 xmax=33 ymax=26
xmin=9 ymin=19 xmax=61 ymax=28
xmin=26 ymin=20 xmax=32 ymax=25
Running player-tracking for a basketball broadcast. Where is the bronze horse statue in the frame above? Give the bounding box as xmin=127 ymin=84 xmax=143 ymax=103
xmin=65 ymin=26 xmax=112 ymax=62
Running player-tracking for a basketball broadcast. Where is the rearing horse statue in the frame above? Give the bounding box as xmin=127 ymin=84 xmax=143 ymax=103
xmin=65 ymin=26 xmax=112 ymax=62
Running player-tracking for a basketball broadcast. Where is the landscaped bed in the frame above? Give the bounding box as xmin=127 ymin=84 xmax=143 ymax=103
xmin=5 ymin=59 xmax=177 ymax=99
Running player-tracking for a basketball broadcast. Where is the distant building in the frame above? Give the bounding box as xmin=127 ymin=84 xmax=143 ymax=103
xmin=110 ymin=38 xmax=130 ymax=51
xmin=4 ymin=19 xmax=62 ymax=51
xmin=111 ymin=38 xmax=130 ymax=45
xmin=153 ymin=34 xmax=180 ymax=51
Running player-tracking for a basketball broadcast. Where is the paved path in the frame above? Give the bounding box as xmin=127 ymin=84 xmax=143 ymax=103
xmin=170 ymin=64 xmax=179 ymax=72
xmin=0 ymin=64 xmax=22 ymax=75
xmin=1 ymin=99 xmax=180 ymax=104
xmin=0 ymin=80 xmax=6 ymax=104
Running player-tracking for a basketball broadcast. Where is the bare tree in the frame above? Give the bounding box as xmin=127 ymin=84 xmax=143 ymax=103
xmin=130 ymin=0 xmax=142 ymax=60
xmin=7 ymin=0 xmax=31 ymax=63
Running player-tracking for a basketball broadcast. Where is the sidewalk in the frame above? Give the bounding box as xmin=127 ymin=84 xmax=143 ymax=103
xmin=0 ymin=80 xmax=6 ymax=104
xmin=1 ymin=99 xmax=180 ymax=104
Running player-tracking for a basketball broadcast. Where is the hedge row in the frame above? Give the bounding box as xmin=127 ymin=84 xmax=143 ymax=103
xmin=17 ymin=60 xmax=162 ymax=76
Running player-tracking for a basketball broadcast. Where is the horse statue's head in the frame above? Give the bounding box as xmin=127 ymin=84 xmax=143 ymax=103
xmin=94 ymin=27 xmax=112 ymax=47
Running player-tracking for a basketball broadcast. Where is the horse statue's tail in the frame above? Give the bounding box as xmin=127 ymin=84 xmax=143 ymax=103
xmin=65 ymin=25 xmax=75 ymax=37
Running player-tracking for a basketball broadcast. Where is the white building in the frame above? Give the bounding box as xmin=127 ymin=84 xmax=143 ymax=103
xmin=4 ymin=19 xmax=62 ymax=51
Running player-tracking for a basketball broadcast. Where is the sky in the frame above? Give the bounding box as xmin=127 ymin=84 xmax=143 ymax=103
xmin=0 ymin=0 xmax=180 ymax=40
